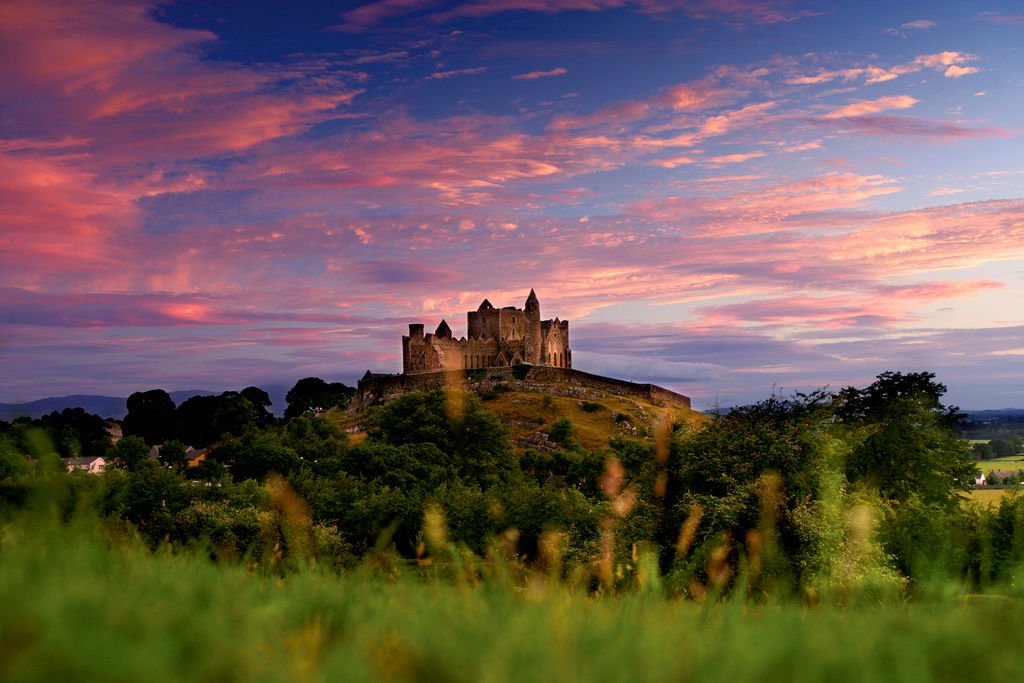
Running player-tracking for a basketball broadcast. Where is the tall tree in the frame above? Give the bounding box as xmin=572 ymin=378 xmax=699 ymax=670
xmin=110 ymin=435 xmax=151 ymax=472
xmin=240 ymin=386 xmax=276 ymax=427
xmin=837 ymin=372 xmax=976 ymax=506
xmin=123 ymin=390 xmax=176 ymax=445
xmin=284 ymin=378 xmax=355 ymax=419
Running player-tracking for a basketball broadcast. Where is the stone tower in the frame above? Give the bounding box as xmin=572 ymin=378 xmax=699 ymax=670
xmin=524 ymin=289 xmax=542 ymax=365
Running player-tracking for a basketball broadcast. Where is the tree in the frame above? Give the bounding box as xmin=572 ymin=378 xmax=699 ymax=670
xmin=110 ymin=435 xmax=151 ymax=472
xmin=364 ymin=390 xmax=515 ymax=489
xmin=991 ymin=439 xmax=1017 ymax=458
xmin=36 ymin=408 xmax=111 ymax=458
xmin=284 ymin=378 xmax=355 ymax=419
xmin=283 ymin=416 xmax=347 ymax=464
xmin=222 ymin=432 xmax=300 ymax=482
xmin=240 ymin=386 xmax=276 ymax=427
xmin=973 ymin=442 xmax=995 ymax=460
xmin=176 ymin=395 xmax=220 ymax=447
xmin=158 ymin=439 xmax=188 ymax=470
xmin=211 ymin=391 xmax=259 ymax=438
xmin=547 ymin=418 xmax=574 ymax=444
xmin=837 ymin=372 xmax=976 ymax=507
xmin=669 ymin=391 xmax=835 ymax=579
xmin=123 ymin=390 xmax=177 ymax=445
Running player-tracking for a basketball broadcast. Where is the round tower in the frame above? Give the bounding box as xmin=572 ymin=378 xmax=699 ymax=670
xmin=524 ymin=289 xmax=542 ymax=365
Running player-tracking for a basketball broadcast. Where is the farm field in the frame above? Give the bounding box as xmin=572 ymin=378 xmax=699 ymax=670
xmin=3 ymin=519 xmax=1024 ymax=683
xmin=968 ymin=488 xmax=1014 ymax=505
xmin=975 ymin=456 xmax=1024 ymax=473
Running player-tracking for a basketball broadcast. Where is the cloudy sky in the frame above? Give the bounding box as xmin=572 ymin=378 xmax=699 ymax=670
xmin=1 ymin=0 xmax=1022 ymax=409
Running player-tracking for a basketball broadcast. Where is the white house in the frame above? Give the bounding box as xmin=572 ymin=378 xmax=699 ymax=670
xmin=63 ymin=456 xmax=107 ymax=475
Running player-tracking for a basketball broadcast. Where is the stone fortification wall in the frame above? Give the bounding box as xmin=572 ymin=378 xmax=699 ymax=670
xmin=356 ymin=365 xmax=690 ymax=409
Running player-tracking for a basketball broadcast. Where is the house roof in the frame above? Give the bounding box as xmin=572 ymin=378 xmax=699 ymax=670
xmin=989 ymin=469 xmax=1022 ymax=479
xmin=63 ymin=456 xmax=104 ymax=465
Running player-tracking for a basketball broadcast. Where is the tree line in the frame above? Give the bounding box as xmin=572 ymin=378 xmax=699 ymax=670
xmin=2 ymin=371 xmax=1023 ymax=596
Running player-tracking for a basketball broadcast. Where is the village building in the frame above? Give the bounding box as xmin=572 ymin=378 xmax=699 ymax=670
xmin=63 ymin=456 xmax=106 ymax=475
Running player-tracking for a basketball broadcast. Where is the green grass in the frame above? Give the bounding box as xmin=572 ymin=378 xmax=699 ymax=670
xmin=975 ymin=456 xmax=1024 ymax=473
xmin=3 ymin=515 xmax=1024 ymax=683
xmin=968 ymin=488 xmax=1013 ymax=504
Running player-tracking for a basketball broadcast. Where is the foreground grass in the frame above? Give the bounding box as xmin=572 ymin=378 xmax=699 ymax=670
xmin=3 ymin=517 xmax=1024 ymax=683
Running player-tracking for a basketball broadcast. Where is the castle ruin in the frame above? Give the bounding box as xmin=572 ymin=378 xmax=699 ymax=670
xmin=403 ymin=290 xmax=570 ymax=374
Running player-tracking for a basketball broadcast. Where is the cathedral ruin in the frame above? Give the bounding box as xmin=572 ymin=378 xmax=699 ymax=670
xmin=403 ymin=290 xmax=570 ymax=374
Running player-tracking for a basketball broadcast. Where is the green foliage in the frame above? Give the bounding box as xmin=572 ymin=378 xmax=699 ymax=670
xmin=284 ymin=377 xmax=355 ymax=419
xmin=110 ymin=435 xmax=151 ymax=472
xmin=990 ymin=439 xmax=1018 ymax=458
xmin=0 ymin=435 xmax=32 ymax=481
xmin=21 ymin=408 xmax=111 ymax=458
xmin=221 ymin=431 xmax=300 ymax=482
xmin=283 ymin=416 xmax=348 ymax=467
xmin=5 ymin=369 xmax=1024 ymax=603
xmin=211 ymin=391 xmax=260 ymax=438
xmin=158 ymin=439 xmax=188 ymax=470
xmin=547 ymin=417 xmax=573 ymax=444
xmin=364 ymin=390 xmax=515 ymax=489
xmin=240 ymin=386 xmax=276 ymax=427
xmin=5 ymin=518 xmax=1024 ymax=683
xmin=973 ymin=442 xmax=995 ymax=460
xmin=838 ymin=373 xmax=976 ymax=507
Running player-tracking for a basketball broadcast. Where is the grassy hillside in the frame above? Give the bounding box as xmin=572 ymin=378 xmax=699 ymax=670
xmin=329 ymin=384 xmax=704 ymax=454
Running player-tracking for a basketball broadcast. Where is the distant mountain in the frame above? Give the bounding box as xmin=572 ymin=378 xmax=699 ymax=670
xmin=0 ymin=385 xmax=292 ymax=421
xmin=0 ymin=395 xmax=129 ymax=421
xmin=962 ymin=409 xmax=1024 ymax=419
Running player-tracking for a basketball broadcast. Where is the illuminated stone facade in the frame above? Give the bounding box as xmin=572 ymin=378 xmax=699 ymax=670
xmin=402 ymin=290 xmax=570 ymax=374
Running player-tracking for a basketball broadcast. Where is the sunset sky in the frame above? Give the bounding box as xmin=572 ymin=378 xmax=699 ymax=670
xmin=1 ymin=0 xmax=1022 ymax=410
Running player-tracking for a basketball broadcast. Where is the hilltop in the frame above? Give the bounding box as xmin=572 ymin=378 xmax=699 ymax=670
xmin=332 ymin=368 xmax=703 ymax=453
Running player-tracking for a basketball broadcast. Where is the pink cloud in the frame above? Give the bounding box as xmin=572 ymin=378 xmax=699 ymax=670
xmin=823 ymin=95 xmax=917 ymax=119
xmin=649 ymin=155 xmax=698 ymax=168
xmin=944 ymin=65 xmax=980 ymax=78
xmin=333 ymin=0 xmax=442 ymax=32
xmin=512 ymin=67 xmax=568 ymax=80
xmin=972 ymin=12 xmax=1024 ymax=24
xmin=429 ymin=66 xmax=488 ymax=79
xmin=623 ymin=172 xmax=901 ymax=230
xmin=0 ymin=0 xmax=362 ymax=163
xmin=704 ymin=151 xmax=765 ymax=164
xmin=820 ymin=115 xmax=1006 ymax=139
xmin=333 ymin=0 xmax=817 ymax=31
xmin=785 ymin=51 xmax=978 ymax=88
